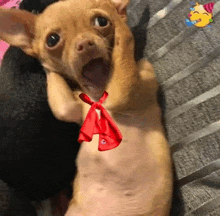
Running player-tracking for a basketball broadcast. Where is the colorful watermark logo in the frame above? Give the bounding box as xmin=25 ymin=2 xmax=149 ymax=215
xmin=185 ymin=2 xmax=214 ymax=28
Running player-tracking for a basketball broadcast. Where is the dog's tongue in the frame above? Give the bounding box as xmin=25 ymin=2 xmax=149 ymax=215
xmin=82 ymin=58 xmax=109 ymax=87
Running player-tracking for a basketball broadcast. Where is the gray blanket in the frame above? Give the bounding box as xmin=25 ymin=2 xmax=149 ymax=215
xmin=127 ymin=0 xmax=220 ymax=215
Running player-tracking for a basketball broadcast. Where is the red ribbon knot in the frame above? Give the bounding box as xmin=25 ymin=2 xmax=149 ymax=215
xmin=77 ymin=91 xmax=122 ymax=151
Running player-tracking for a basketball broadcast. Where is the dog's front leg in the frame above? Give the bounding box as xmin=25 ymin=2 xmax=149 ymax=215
xmin=105 ymin=16 xmax=139 ymax=112
xmin=106 ymin=15 xmax=160 ymax=113
xmin=46 ymin=71 xmax=82 ymax=123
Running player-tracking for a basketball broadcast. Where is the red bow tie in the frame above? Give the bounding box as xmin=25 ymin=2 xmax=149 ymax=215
xmin=77 ymin=91 xmax=122 ymax=151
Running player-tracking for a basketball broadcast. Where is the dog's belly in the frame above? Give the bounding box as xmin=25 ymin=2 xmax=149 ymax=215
xmin=70 ymin=134 xmax=171 ymax=216
xmin=66 ymin=104 xmax=172 ymax=216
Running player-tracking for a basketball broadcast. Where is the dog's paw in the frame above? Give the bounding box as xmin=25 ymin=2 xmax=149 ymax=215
xmin=112 ymin=22 xmax=135 ymax=62
xmin=114 ymin=20 xmax=134 ymax=45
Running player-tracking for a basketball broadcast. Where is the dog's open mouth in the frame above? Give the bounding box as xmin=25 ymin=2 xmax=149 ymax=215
xmin=82 ymin=58 xmax=110 ymax=92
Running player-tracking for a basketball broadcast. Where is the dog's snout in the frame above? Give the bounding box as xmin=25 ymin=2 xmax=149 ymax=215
xmin=76 ymin=39 xmax=95 ymax=53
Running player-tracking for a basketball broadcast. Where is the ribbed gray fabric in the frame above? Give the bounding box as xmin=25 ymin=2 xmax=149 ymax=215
xmin=126 ymin=0 xmax=220 ymax=214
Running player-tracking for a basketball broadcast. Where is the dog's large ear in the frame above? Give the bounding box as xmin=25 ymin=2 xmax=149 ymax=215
xmin=0 ymin=7 xmax=37 ymax=57
xmin=111 ymin=0 xmax=129 ymax=20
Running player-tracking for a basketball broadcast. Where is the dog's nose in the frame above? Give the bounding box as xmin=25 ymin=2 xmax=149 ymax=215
xmin=76 ymin=39 xmax=95 ymax=53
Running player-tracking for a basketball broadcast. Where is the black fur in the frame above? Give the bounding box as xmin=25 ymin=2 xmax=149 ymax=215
xmin=0 ymin=0 xmax=80 ymax=209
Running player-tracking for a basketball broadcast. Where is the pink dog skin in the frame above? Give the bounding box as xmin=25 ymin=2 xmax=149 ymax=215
xmin=0 ymin=0 xmax=21 ymax=63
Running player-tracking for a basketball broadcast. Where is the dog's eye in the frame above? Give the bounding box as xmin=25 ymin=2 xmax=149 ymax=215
xmin=46 ymin=33 xmax=60 ymax=47
xmin=94 ymin=17 xmax=109 ymax=27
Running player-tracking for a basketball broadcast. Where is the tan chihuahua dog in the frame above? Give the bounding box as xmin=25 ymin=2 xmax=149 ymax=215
xmin=0 ymin=0 xmax=173 ymax=215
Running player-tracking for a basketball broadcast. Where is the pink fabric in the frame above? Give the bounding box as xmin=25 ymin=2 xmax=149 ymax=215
xmin=78 ymin=91 xmax=123 ymax=151
xmin=0 ymin=0 xmax=21 ymax=63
